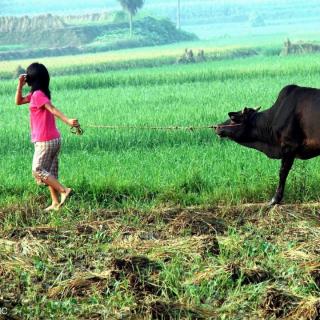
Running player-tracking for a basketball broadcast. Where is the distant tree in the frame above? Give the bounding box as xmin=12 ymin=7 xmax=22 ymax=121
xmin=13 ymin=65 xmax=26 ymax=79
xmin=117 ymin=0 xmax=144 ymax=37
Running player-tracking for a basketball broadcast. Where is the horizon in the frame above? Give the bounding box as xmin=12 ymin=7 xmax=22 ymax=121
xmin=1 ymin=0 xmax=320 ymax=40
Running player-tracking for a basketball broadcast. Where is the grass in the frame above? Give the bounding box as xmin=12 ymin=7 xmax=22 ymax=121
xmin=2 ymin=47 xmax=320 ymax=318
xmin=1 ymin=204 xmax=320 ymax=319
xmin=2 ymin=53 xmax=320 ymax=208
xmin=0 ymin=41 xmax=262 ymax=79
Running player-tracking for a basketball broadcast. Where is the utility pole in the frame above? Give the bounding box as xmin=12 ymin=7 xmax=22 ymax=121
xmin=177 ymin=0 xmax=181 ymax=29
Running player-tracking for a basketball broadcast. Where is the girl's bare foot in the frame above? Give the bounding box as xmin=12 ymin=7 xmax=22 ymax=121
xmin=44 ymin=203 xmax=60 ymax=212
xmin=59 ymin=188 xmax=72 ymax=207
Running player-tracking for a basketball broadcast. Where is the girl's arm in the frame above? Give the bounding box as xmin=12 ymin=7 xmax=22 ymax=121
xmin=44 ymin=103 xmax=79 ymax=127
xmin=15 ymin=75 xmax=29 ymax=105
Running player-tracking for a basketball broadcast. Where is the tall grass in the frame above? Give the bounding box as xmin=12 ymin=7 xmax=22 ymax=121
xmin=1 ymin=54 xmax=320 ymax=208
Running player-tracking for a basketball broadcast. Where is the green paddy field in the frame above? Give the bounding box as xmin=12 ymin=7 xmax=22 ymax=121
xmin=1 ymin=51 xmax=320 ymax=208
xmin=1 ymin=44 xmax=320 ymax=319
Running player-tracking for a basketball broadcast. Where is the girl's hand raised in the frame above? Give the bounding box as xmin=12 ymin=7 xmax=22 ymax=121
xmin=18 ymin=74 xmax=27 ymax=87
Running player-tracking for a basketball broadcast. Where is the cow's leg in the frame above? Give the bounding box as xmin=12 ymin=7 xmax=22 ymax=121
xmin=270 ymin=156 xmax=294 ymax=205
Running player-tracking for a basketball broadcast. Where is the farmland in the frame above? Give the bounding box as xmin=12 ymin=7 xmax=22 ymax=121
xmin=1 ymin=47 xmax=320 ymax=318
xmin=2 ymin=52 xmax=320 ymax=208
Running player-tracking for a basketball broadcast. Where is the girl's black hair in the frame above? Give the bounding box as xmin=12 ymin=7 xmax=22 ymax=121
xmin=26 ymin=62 xmax=51 ymax=99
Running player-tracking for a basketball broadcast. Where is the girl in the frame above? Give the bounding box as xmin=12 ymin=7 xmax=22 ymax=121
xmin=15 ymin=62 xmax=79 ymax=211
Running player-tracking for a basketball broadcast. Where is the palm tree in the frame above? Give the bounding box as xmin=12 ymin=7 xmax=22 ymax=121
xmin=117 ymin=0 xmax=144 ymax=37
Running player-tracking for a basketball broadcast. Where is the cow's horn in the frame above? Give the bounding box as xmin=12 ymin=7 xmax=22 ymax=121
xmin=255 ymin=106 xmax=261 ymax=112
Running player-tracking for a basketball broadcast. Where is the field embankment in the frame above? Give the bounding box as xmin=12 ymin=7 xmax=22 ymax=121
xmin=0 ymin=14 xmax=196 ymax=61
xmin=1 ymin=203 xmax=320 ymax=318
xmin=0 ymin=44 xmax=261 ymax=80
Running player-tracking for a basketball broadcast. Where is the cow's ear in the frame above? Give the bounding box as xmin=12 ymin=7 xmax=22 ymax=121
xmin=228 ymin=112 xmax=237 ymax=119
xmin=242 ymin=107 xmax=249 ymax=114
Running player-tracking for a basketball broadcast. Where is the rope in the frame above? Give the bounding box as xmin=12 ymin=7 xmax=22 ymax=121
xmin=70 ymin=125 xmax=84 ymax=135
xmin=70 ymin=124 xmax=216 ymax=135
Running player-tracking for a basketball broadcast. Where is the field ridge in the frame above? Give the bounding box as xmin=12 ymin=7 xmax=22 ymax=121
xmin=1 ymin=203 xmax=320 ymax=318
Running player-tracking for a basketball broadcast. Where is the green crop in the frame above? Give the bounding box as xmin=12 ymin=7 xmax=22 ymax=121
xmin=1 ymin=53 xmax=320 ymax=208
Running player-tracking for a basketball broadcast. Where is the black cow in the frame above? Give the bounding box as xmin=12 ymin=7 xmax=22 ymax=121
xmin=215 ymin=84 xmax=320 ymax=205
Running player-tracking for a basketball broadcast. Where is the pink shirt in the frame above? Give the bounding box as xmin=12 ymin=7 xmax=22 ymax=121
xmin=26 ymin=90 xmax=60 ymax=143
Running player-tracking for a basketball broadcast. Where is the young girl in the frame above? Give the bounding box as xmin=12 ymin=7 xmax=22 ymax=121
xmin=15 ymin=62 xmax=79 ymax=211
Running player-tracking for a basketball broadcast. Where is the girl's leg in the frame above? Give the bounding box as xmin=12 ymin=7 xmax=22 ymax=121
xmin=33 ymin=139 xmax=72 ymax=210
xmin=49 ymin=186 xmax=60 ymax=204
xmin=44 ymin=186 xmax=60 ymax=212
xmin=45 ymin=175 xmax=72 ymax=207
xmin=46 ymin=139 xmax=72 ymax=208
xmin=60 ymin=187 xmax=72 ymax=207
xmin=45 ymin=174 xmax=66 ymax=193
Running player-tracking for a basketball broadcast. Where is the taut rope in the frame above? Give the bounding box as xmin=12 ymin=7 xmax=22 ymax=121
xmin=71 ymin=124 xmax=217 ymax=135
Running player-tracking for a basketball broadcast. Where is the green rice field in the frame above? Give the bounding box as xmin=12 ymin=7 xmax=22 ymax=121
xmin=1 ymin=53 xmax=320 ymax=208
xmin=2 ymin=48 xmax=320 ymax=319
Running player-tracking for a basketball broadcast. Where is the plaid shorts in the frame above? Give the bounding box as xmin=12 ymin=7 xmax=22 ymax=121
xmin=32 ymin=138 xmax=61 ymax=185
